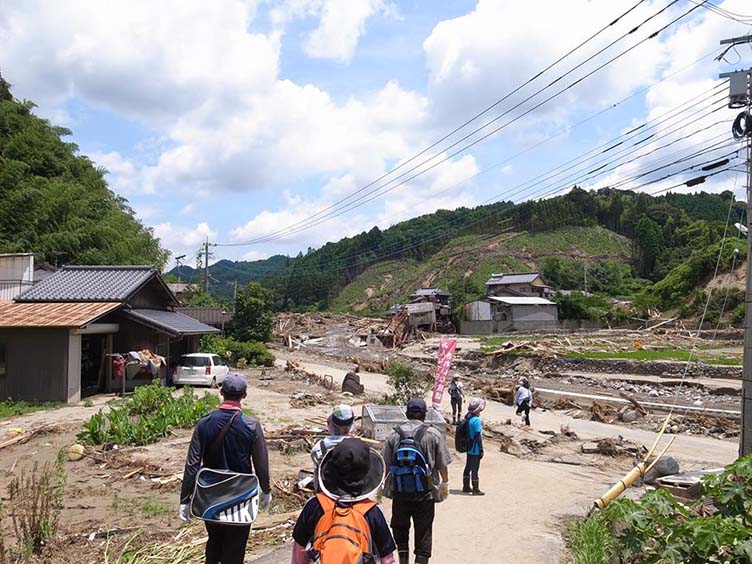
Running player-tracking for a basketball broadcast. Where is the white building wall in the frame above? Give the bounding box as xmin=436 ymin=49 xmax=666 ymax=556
xmin=0 ymin=254 xmax=34 ymax=300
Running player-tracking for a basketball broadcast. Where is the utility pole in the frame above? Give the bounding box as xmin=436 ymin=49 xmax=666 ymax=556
xmin=175 ymin=254 xmax=186 ymax=283
xmin=720 ymin=34 xmax=752 ymax=457
xmin=583 ymin=262 xmax=588 ymax=295
xmin=203 ymin=238 xmax=210 ymax=294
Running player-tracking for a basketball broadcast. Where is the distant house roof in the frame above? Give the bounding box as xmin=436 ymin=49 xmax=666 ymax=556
xmin=485 ymin=272 xmax=542 ymax=286
xmin=17 ymin=266 xmax=178 ymax=306
xmin=0 ymin=301 xmax=120 ymax=328
xmin=411 ymin=288 xmax=450 ymax=297
xmin=167 ymin=283 xmax=197 ymax=295
xmin=176 ymin=307 xmax=234 ymax=326
xmin=123 ymin=309 xmax=220 ymax=337
xmin=405 ymin=302 xmax=436 ymax=314
xmin=488 ymin=296 xmax=556 ymax=306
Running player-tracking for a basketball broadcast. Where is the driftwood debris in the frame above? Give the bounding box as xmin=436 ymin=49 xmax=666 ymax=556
xmin=618 ymin=391 xmax=648 ymax=415
xmin=0 ymin=425 xmax=57 ymax=450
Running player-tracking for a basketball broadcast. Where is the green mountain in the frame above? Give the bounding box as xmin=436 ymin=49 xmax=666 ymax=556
xmin=181 ymin=187 xmax=745 ymax=321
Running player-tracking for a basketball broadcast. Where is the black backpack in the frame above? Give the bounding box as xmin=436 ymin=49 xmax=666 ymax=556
xmin=454 ymin=414 xmax=477 ymax=453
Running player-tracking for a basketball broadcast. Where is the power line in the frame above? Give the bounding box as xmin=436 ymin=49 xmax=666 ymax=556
xmin=220 ymin=0 xmax=701 ymax=247
xmin=214 ymin=86 xmax=732 ymax=274
xmin=217 ymin=0 xmax=650 ymax=248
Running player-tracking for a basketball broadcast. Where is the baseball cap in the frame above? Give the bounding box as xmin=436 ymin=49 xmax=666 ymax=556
xmin=331 ymin=404 xmax=355 ymax=427
xmin=221 ymin=374 xmax=247 ymax=396
xmin=406 ymin=398 xmax=427 ymax=415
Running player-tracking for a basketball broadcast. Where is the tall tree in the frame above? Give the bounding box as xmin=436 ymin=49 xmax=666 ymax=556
xmin=234 ymin=283 xmax=275 ymax=342
xmin=0 ymin=78 xmax=168 ymax=267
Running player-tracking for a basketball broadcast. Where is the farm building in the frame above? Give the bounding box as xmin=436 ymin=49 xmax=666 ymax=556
xmin=0 ymin=266 xmax=218 ymax=403
xmin=462 ymin=296 xmax=559 ymax=334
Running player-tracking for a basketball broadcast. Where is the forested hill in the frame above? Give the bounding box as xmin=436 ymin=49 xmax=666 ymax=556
xmin=177 ymin=187 xmax=745 ymax=316
xmin=0 ymin=79 xmax=167 ymax=267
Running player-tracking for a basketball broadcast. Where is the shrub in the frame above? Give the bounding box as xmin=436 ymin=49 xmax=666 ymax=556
xmin=200 ymin=334 xmax=275 ymax=367
xmin=77 ymin=382 xmax=218 ymax=446
xmin=589 ymin=455 xmax=752 ymax=563
xmin=9 ymin=455 xmax=65 ymax=556
xmin=383 ymin=361 xmax=431 ymax=405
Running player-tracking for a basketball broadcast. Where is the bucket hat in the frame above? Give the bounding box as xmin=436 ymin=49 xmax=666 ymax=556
xmin=318 ymin=438 xmax=385 ymax=502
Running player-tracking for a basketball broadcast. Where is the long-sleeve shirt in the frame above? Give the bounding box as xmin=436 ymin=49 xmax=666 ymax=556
xmin=514 ymin=386 xmax=532 ymax=407
xmin=180 ymin=408 xmax=270 ymax=503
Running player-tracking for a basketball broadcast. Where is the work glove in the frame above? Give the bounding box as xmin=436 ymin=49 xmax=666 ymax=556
xmin=259 ymin=490 xmax=272 ymax=511
xmin=439 ymin=480 xmax=450 ymax=502
xmin=178 ymin=503 xmax=191 ymax=522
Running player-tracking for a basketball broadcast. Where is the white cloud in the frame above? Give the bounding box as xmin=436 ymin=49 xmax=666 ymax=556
xmin=377 ymin=154 xmax=479 ymax=226
xmin=0 ymin=0 xmax=277 ymax=124
xmin=179 ymin=203 xmax=197 ymax=216
xmin=153 ymin=221 xmax=217 ymax=265
xmin=304 ymin=0 xmax=384 ymax=62
xmin=423 ymin=0 xmax=669 ymax=128
xmin=88 ymin=150 xmax=141 ymax=194
xmin=230 ymin=199 xmax=368 ymax=253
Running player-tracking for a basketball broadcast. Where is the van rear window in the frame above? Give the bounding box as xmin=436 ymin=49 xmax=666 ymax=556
xmin=179 ymin=355 xmax=210 ymax=367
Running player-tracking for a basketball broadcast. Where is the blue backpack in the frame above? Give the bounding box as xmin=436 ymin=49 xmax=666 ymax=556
xmin=390 ymin=425 xmax=430 ymax=496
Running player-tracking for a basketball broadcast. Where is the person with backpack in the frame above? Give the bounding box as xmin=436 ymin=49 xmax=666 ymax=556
xmin=461 ymin=397 xmax=486 ymax=496
xmin=447 ymin=376 xmax=464 ymax=424
xmin=514 ymin=377 xmax=533 ymax=426
xmin=291 ymin=438 xmax=397 ymax=563
xmin=179 ymin=374 xmax=272 ymax=564
xmin=382 ymin=398 xmax=451 ymax=564
xmin=310 ymin=404 xmax=355 ymax=491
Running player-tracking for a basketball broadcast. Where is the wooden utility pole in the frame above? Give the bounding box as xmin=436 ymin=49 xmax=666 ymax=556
xmin=720 ymin=35 xmax=752 ymax=457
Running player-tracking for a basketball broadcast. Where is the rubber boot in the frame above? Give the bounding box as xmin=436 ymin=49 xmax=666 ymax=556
xmin=415 ymin=557 xmax=429 ymax=564
xmin=472 ymin=479 xmax=485 ymax=496
xmin=462 ymin=476 xmax=471 ymax=493
xmin=398 ymin=550 xmax=409 ymax=564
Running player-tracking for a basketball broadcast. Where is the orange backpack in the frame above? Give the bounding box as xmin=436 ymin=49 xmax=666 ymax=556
xmin=310 ymin=493 xmax=377 ymax=563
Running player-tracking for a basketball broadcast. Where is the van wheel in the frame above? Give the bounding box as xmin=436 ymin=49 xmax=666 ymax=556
xmin=210 ymin=376 xmax=217 ymax=389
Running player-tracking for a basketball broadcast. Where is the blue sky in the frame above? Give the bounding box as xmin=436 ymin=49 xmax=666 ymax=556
xmin=0 ymin=0 xmax=750 ymax=269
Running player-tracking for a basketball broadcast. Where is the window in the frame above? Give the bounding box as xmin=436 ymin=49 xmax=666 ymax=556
xmin=211 ymin=355 xmax=225 ymax=366
xmin=179 ymin=355 xmax=210 ymax=367
xmin=0 ymin=343 xmax=5 ymax=379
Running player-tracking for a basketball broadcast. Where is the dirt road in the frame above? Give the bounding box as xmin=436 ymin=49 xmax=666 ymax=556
xmin=262 ymin=351 xmax=738 ymax=563
xmin=0 ymin=350 xmax=737 ymax=564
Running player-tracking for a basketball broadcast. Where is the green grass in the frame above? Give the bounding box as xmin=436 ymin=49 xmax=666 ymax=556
xmin=563 ymin=349 xmax=741 ymax=366
xmin=567 ymin=514 xmax=614 ymax=564
xmin=0 ymin=399 xmax=62 ymax=420
xmin=112 ymin=495 xmax=171 ymax=517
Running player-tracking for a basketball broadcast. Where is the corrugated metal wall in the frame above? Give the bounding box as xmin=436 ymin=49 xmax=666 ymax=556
xmin=0 ymin=328 xmax=69 ymax=402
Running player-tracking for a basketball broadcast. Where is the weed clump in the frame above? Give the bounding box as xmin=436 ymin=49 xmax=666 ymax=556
xmin=77 ymin=382 xmax=218 ymax=446
xmin=8 ymin=455 xmax=66 ymax=557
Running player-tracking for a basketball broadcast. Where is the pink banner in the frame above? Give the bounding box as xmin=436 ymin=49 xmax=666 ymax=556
xmin=432 ymin=337 xmax=457 ymax=408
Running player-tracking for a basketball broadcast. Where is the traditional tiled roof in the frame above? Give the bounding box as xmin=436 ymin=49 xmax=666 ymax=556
xmin=488 ymin=296 xmax=555 ymax=306
xmin=16 ymin=266 xmax=174 ymax=304
xmin=123 ymin=308 xmax=220 ymax=336
xmin=411 ymin=288 xmax=450 ymax=297
xmin=485 ymin=272 xmax=541 ymax=286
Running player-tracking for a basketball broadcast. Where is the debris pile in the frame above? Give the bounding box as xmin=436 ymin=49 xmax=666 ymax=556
xmin=581 ymin=436 xmax=641 ymax=457
xmin=289 ymin=392 xmax=329 ymax=409
xmin=285 ymin=360 xmax=336 ymax=390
